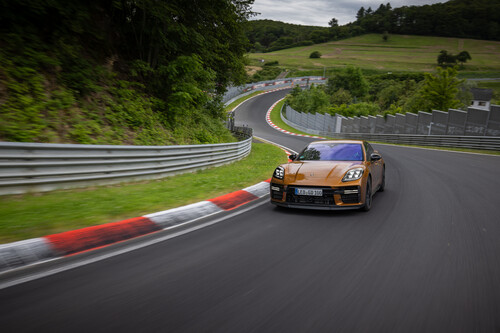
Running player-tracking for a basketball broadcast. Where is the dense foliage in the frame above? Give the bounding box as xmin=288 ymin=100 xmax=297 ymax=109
xmin=286 ymin=66 xmax=471 ymax=118
xmin=0 ymin=0 xmax=254 ymax=144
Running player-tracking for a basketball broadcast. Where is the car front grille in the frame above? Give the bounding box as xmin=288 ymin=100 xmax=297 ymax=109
xmin=286 ymin=186 xmax=336 ymax=206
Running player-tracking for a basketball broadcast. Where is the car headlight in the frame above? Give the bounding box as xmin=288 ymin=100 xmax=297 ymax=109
xmin=342 ymin=168 xmax=364 ymax=182
xmin=273 ymin=166 xmax=285 ymax=180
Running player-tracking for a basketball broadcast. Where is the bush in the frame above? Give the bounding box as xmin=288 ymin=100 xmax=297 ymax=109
xmin=328 ymin=102 xmax=381 ymax=117
xmin=330 ymin=88 xmax=352 ymax=106
xmin=327 ymin=66 xmax=368 ymax=98
xmin=286 ymin=85 xmax=329 ymax=114
xmin=309 ymin=51 xmax=322 ymax=59
xmin=264 ymin=61 xmax=279 ymax=66
xmin=247 ymin=66 xmax=282 ymax=83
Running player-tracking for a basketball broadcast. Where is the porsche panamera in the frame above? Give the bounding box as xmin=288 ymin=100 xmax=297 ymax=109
xmin=270 ymin=140 xmax=385 ymax=211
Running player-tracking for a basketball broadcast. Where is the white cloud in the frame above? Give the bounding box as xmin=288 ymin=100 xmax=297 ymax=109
xmin=251 ymin=0 xmax=444 ymax=26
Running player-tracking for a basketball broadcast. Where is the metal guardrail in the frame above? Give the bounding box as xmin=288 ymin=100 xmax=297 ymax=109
xmin=0 ymin=127 xmax=253 ymax=195
xmin=223 ymin=76 xmax=327 ymax=104
xmin=325 ymin=133 xmax=500 ymax=151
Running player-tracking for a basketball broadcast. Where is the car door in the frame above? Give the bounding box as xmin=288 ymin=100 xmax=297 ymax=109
xmin=364 ymin=142 xmax=382 ymax=187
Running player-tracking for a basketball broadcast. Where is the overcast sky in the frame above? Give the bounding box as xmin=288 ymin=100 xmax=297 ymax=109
xmin=250 ymin=0 xmax=445 ymax=26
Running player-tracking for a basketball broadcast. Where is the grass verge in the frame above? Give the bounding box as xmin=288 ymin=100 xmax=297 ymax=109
xmin=225 ymin=91 xmax=265 ymax=112
xmin=0 ymin=142 xmax=287 ymax=244
xmin=271 ymin=100 xmax=500 ymax=156
xmin=270 ymin=100 xmax=318 ymax=137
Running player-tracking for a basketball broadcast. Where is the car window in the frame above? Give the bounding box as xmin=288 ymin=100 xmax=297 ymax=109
xmin=364 ymin=142 xmax=374 ymax=160
xmin=298 ymin=143 xmax=363 ymax=161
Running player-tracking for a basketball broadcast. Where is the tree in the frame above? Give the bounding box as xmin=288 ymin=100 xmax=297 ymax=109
xmin=456 ymin=51 xmax=471 ymax=66
xmin=329 ymin=18 xmax=338 ymax=27
xmin=437 ymin=50 xmax=457 ymax=66
xmin=356 ymin=7 xmax=366 ymax=20
xmin=420 ymin=66 xmax=463 ymax=111
xmin=382 ymin=31 xmax=389 ymax=42
xmin=376 ymin=4 xmax=387 ymax=14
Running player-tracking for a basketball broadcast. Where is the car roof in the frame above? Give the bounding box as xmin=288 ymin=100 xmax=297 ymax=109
xmin=308 ymin=140 xmax=365 ymax=145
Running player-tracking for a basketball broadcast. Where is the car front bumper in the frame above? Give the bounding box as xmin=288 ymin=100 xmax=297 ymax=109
xmin=270 ymin=200 xmax=363 ymax=210
xmin=270 ymin=183 xmax=364 ymax=210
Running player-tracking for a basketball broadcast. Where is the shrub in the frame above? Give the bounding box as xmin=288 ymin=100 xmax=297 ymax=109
xmin=286 ymin=85 xmax=329 ymax=114
xmin=264 ymin=60 xmax=279 ymax=66
xmin=328 ymin=102 xmax=381 ymax=117
xmin=309 ymin=51 xmax=322 ymax=59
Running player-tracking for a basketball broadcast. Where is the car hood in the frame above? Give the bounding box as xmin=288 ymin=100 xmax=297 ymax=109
xmin=284 ymin=161 xmax=363 ymax=185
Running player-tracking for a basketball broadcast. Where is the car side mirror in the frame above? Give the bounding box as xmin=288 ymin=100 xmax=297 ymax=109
xmin=289 ymin=154 xmax=297 ymax=161
xmin=370 ymin=153 xmax=382 ymax=161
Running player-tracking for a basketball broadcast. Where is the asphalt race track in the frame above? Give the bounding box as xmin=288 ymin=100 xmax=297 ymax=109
xmin=2 ymin=90 xmax=500 ymax=332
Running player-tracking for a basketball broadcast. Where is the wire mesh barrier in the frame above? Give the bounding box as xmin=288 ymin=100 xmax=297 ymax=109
xmin=0 ymin=128 xmax=252 ymax=196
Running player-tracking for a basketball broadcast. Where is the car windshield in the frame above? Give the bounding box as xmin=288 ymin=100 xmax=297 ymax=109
xmin=298 ymin=143 xmax=363 ymax=161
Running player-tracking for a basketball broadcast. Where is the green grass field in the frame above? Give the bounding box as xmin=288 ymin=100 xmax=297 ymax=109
xmin=0 ymin=142 xmax=287 ymax=244
xmin=270 ymin=100 xmax=314 ymax=137
xmin=248 ymin=34 xmax=500 ymax=77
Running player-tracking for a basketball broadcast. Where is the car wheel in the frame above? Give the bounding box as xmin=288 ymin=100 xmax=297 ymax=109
xmin=362 ymin=177 xmax=372 ymax=212
xmin=379 ymin=166 xmax=385 ymax=192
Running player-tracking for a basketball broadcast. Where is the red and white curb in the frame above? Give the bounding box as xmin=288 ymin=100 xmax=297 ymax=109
xmin=0 ymin=180 xmax=272 ymax=273
xmin=265 ymin=98 xmax=325 ymax=140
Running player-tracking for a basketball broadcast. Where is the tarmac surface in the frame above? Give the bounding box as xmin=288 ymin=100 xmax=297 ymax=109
xmin=1 ymin=90 xmax=500 ymax=332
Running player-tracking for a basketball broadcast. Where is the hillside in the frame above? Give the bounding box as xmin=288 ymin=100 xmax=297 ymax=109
xmin=245 ymin=0 xmax=500 ymax=54
xmin=354 ymin=0 xmax=500 ymax=41
xmin=244 ymin=20 xmax=331 ymax=52
xmin=0 ymin=1 xmax=251 ymax=145
xmin=248 ymin=34 xmax=500 ymax=78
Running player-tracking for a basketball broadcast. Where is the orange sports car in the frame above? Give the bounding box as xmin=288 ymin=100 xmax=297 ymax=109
xmin=270 ymin=140 xmax=385 ymax=211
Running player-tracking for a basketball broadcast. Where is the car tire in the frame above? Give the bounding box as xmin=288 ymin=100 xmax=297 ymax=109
xmin=362 ymin=177 xmax=372 ymax=212
xmin=379 ymin=166 xmax=385 ymax=192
